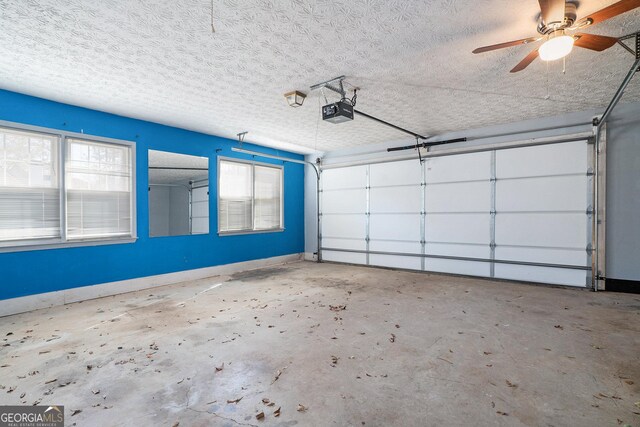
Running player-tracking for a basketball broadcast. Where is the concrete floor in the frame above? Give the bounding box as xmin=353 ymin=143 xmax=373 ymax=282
xmin=0 ymin=261 xmax=639 ymax=426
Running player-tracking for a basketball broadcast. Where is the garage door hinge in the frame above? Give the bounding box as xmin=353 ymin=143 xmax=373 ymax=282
xmin=490 ymin=210 xmax=497 ymax=215
xmin=586 ymin=206 xmax=594 ymax=216
xmin=586 ymin=168 xmax=594 ymax=176
xmin=489 ymin=242 xmax=496 ymax=249
xmin=586 ymin=244 xmax=593 ymax=255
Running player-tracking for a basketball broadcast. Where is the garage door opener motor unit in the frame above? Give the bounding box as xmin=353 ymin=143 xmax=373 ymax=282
xmin=322 ymin=100 xmax=354 ymax=123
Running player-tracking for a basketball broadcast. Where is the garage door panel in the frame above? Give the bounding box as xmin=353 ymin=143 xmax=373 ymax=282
xmin=494 ymin=264 xmax=587 ymax=287
xmin=425 ymin=181 xmax=491 ymax=212
xmin=370 ymin=186 xmax=421 ymax=213
xmin=369 ymin=240 xmax=421 ymax=254
xmin=497 ymin=175 xmax=588 ymax=212
xmin=425 ymin=151 xmax=492 ymax=183
xmin=496 ymin=213 xmax=587 ymax=248
xmin=323 ymin=166 xmax=367 ymax=190
xmin=425 ymin=258 xmax=491 ymax=277
xmin=370 ymin=214 xmax=421 ymax=241
xmin=322 ymin=215 xmax=366 ymax=240
xmin=425 ymin=213 xmax=490 ymax=244
xmin=370 ymin=254 xmax=422 ymax=270
xmin=323 ymin=250 xmax=367 ymax=265
xmin=425 ymin=243 xmax=490 ymax=258
xmin=370 ymin=160 xmax=422 ymax=187
xmin=496 ymin=141 xmax=587 ymax=178
xmin=495 ymin=246 xmax=586 ymax=266
xmin=323 ymin=189 xmax=366 ymax=214
xmin=322 ymin=237 xmax=366 ymax=251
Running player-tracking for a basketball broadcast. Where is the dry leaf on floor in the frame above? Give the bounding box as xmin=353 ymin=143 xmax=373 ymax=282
xmin=330 ymin=356 xmax=339 ymax=367
xmin=297 ymin=404 xmax=307 ymax=412
xmin=329 ymin=305 xmax=346 ymax=312
xmin=256 ymin=411 xmax=265 ymax=420
xmin=272 ymin=369 xmax=282 ymax=383
xmin=44 ymin=379 xmax=57 ymax=384
xmin=172 ymin=423 xmax=179 ymax=427
xmin=227 ymin=397 xmax=243 ymax=404
xmin=262 ymin=398 xmax=270 ymax=404
xmin=505 ymin=380 xmax=518 ymax=388
xmin=71 ymin=409 xmax=82 ymax=416
xmin=215 ymin=363 xmax=224 ymax=372
xmin=274 ymin=406 xmax=281 ymax=417
xmin=389 ymin=334 xmax=395 ymax=343
xmin=483 ymin=351 xmax=492 ymax=355
xmin=496 ymin=411 xmax=508 ymax=416
xmin=554 ymin=325 xmax=564 ymax=330
xmin=91 ymin=389 xmax=100 ymax=395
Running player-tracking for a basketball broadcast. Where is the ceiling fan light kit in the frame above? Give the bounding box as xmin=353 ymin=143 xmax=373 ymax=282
xmin=539 ymin=30 xmax=575 ymax=61
xmin=472 ymin=0 xmax=640 ymax=72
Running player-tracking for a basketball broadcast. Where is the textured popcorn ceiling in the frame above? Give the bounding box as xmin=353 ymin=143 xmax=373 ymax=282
xmin=0 ymin=1 xmax=639 ymax=154
xmin=148 ymin=150 xmax=208 ymax=184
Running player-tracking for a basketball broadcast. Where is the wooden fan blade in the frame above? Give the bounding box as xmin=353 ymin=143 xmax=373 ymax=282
xmin=472 ymin=37 xmax=539 ymax=54
xmin=510 ymin=48 xmax=540 ymax=73
xmin=539 ymin=0 xmax=567 ymax=25
xmin=575 ymin=0 xmax=640 ymax=27
xmin=574 ymin=33 xmax=619 ymax=51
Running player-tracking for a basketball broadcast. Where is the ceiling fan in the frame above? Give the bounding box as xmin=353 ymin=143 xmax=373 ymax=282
xmin=472 ymin=0 xmax=640 ymax=72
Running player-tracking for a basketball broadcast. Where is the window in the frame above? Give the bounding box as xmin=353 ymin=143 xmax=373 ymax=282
xmin=0 ymin=128 xmax=60 ymax=241
xmin=66 ymin=139 xmax=132 ymax=239
xmin=0 ymin=123 xmax=135 ymax=250
xmin=218 ymin=159 xmax=283 ymax=233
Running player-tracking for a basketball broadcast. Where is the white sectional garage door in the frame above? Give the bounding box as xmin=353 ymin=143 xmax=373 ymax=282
xmin=321 ymin=140 xmax=592 ymax=287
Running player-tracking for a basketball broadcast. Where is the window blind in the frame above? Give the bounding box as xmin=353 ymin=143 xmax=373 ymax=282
xmin=254 ymin=165 xmax=282 ymax=230
xmin=0 ymin=127 xmax=60 ymax=241
xmin=218 ymin=159 xmax=283 ymax=233
xmin=65 ymin=139 xmax=132 ymax=239
xmin=219 ymin=161 xmax=253 ymax=232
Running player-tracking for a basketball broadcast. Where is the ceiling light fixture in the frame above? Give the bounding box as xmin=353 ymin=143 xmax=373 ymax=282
xmin=284 ymin=91 xmax=306 ymax=107
xmin=539 ymin=30 xmax=575 ymax=61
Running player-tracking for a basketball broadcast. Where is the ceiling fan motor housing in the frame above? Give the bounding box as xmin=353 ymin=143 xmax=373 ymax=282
xmin=537 ymin=2 xmax=577 ymax=34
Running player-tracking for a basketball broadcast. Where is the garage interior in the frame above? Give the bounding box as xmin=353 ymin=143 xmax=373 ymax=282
xmin=0 ymin=1 xmax=639 ymax=426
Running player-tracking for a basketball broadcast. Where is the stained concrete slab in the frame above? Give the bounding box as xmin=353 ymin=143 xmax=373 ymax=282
xmin=0 ymin=261 xmax=639 ymax=426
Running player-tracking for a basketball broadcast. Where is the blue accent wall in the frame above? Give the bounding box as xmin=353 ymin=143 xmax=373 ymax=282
xmin=0 ymin=89 xmax=305 ymax=300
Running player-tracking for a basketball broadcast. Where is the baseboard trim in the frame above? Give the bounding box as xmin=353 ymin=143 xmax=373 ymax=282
xmin=0 ymin=253 xmax=303 ymax=317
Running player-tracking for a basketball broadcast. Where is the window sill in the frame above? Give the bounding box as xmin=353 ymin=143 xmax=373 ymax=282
xmin=0 ymin=236 xmax=138 ymax=254
xmin=218 ymin=228 xmax=285 ymax=237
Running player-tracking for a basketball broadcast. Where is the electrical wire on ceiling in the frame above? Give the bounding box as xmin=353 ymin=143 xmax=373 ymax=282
xmin=314 ymin=94 xmax=322 ymax=152
xmin=211 ymin=0 xmax=216 ymax=33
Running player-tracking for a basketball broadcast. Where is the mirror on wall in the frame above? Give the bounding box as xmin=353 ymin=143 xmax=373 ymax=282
xmin=148 ymin=150 xmax=209 ymax=237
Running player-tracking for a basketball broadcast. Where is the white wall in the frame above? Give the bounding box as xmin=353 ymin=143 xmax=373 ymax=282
xmin=169 ymin=186 xmax=190 ymax=235
xmin=149 ymin=186 xmax=170 ymax=236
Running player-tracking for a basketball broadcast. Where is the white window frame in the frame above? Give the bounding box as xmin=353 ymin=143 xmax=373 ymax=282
xmin=217 ymin=156 xmax=284 ymax=236
xmin=0 ymin=120 xmax=137 ymax=253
